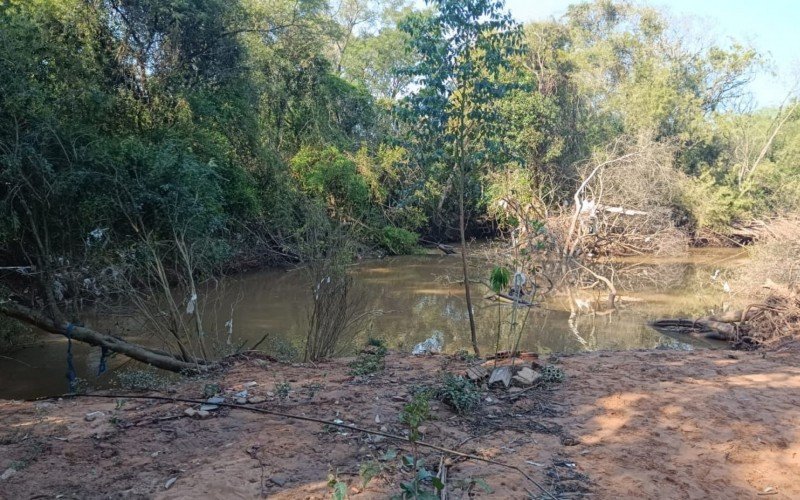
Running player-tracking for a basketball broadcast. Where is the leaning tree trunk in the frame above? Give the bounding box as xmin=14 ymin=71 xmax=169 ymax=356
xmin=0 ymin=300 xmax=210 ymax=373
xmin=458 ymin=170 xmax=480 ymax=356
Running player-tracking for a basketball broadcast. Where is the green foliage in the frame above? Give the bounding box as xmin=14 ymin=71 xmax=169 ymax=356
xmin=359 ymin=460 xmax=382 ymax=489
xmin=397 ymin=465 xmax=444 ymax=500
xmin=114 ymin=369 xmax=173 ymax=392
xmin=400 ymin=391 xmax=431 ymax=443
xmin=291 ymin=147 xmax=372 ymax=218
xmin=265 ymin=338 xmax=300 ymax=363
xmin=434 ymin=373 xmax=480 ymax=415
xmin=274 ymin=382 xmax=291 ymax=401
xmin=378 ymin=226 xmax=419 ymax=255
xmin=349 ymin=340 xmax=388 ymax=376
xmin=328 ymin=471 xmax=349 ymax=500
xmin=454 ymin=349 xmax=480 ymax=363
xmin=0 ymin=317 xmax=36 ymax=353
xmin=489 ymin=266 xmax=511 ymax=293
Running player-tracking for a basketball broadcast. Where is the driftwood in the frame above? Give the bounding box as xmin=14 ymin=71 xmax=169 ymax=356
xmin=650 ymin=318 xmax=737 ymax=341
xmin=651 ymin=305 xmax=779 ymax=342
xmin=486 ymin=293 xmax=536 ymax=307
xmin=437 ymin=244 xmax=457 ymax=255
xmin=0 ymin=300 xmax=210 ymax=373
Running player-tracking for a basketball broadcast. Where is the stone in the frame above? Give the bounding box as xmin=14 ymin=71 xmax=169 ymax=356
xmin=184 ymin=408 xmax=197 ymax=417
xmin=417 ymin=425 xmax=428 ymax=435
xmin=235 ymin=398 xmax=247 ymax=405
xmin=1 ymin=468 xmax=16 ymax=481
xmin=165 ymin=477 xmax=177 ymax=490
xmin=380 ymin=426 xmax=388 ymax=432
xmin=243 ymin=381 xmax=258 ymax=388
xmin=374 ymin=414 xmax=381 ymax=424
xmin=412 ymin=331 xmax=443 ymax=355
xmin=513 ymin=367 xmax=540 ymax=386
xmin=560 ymin=435 xmax=580 ymax=446
xmin=270 ymin=475 xmax=287 ymax=487
xmin=247 ymin=396 xmax=266 ymax=404
xmin=84 ymin=411 xmax=104 ymax=422
xmin=196 ymin=410 xmax=211 ymax=419
xmin=488 ymin=366 xmax=512 ymax=388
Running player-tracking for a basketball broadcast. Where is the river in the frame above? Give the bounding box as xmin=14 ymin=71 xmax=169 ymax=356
xmin=0 ymin=247 xmax=747 ymax=399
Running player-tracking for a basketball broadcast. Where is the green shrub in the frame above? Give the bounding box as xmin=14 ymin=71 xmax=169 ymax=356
xmin=114 ymin=368 xmax=172 ymax=392
xmin=435 ymin=373 xmax=480 ymax=415
xmin=290 ymin=146 xmax=371 ymax=217
xmin=349 ymin=340 xmax=388 ymax=376
xmin=377 ymin=226 xmax=419 ymax=255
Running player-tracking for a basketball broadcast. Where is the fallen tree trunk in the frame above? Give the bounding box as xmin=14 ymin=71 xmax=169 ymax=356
xmin=0 ymin=300 xmax=210 ymax=373
xmin=649 ymin=318 xmax=737 ymax=341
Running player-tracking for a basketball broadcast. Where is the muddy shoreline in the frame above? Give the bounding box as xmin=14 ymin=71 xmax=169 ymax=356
xmin=1 ymin=345 xmax=799 ymax=499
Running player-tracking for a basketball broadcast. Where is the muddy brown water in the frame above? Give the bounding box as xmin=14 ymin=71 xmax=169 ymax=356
xmin=0 ymin=247 xmax=747 ymax=400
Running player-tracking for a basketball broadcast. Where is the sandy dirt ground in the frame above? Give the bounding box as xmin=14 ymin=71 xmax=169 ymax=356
xmin=1 ymin=345 xmax=799 ymax=499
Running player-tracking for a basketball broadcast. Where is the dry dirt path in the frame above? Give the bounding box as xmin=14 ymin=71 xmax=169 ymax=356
xmin=1 ymin=347 xmax=798 ymax=499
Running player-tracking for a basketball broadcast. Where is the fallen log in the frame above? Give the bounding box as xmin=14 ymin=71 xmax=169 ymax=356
xmin=485 ymin=293 xmax=536 ymax=307
xmin=649 ymin=318 xmax=737 ymax=341
xmin=0 ymin=300 xmax=210 ymax=373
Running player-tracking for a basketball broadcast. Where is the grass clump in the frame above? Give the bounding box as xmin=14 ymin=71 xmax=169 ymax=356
xmin=114 ymin=368 xmax=172 ymax=392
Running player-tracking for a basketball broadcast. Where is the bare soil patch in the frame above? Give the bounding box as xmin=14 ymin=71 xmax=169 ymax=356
xmin=1 ymin=348 xmax=798 ymax=499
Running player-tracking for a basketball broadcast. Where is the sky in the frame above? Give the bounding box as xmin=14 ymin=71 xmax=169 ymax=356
xmin=502 ymin=0 xmax=799 ymax=108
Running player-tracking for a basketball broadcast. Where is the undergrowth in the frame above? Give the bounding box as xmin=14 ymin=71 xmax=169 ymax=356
xmin=349 ymin=338 xmax=388 ymax=376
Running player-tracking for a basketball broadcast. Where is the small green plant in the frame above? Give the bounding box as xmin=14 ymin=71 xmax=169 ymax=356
xmin=359 ymin=460 xmax=382 ymax=489
xmin=401 ymin=392 xmax=431 ymax=443
xmin=540 ymin=364 xmax=566 ymax=383
xmin=396 ymin=456 xmax=444 ymax=500
xmin=489 ymin=266 xmax=511 ymax=293
xmin=327 ymin=470 xmax=348 ymax=500
xmin=9 ymin=459 xmax=28 ymax=471
xmin=435 ymin=373 xmax=480 ymax=415
xmin=266 ymin=338 xmax=300 ymax=362
xmin=274 ymin=381 xmax=291 ymax=400
xmin=454 ymin=348 xmax=479 ymax=363
xmin=396 ymin=391 xmax=443 ymax=498
xmin=203 ymin=383 xmax=221 ymax=398
xmin=114 ymin=369 xmax=171 ymax=392
xmin=348 ymin=339 xmax=388 ymax=376
xmin=453 ymin=477 xmax=493 ymax=494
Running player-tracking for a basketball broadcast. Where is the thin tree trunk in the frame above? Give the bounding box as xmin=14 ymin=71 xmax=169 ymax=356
xmin=459 ymin=172 xmax=480 ymax=356
xmin=0 ymin=300 xmax=209 ymax=373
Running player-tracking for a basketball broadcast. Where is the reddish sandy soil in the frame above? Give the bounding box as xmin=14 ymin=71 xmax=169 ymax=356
xmin=1 ymin=345 xmax=799 ymax=499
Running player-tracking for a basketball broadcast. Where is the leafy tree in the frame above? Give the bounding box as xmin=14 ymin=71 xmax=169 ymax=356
xmin=398 ymin=0 xmax=522 ymax=355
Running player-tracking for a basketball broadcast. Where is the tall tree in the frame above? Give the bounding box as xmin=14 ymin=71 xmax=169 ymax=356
xmin=398 ymin=0 xmax=521 ymax=355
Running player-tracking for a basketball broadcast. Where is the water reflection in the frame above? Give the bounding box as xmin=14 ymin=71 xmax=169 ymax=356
xmin=0 ymin=248 xmax=745 ymax=399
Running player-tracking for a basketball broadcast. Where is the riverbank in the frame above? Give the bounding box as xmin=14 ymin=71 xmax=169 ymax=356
xmin=1 ymin=345 xmax=799 ymax=499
